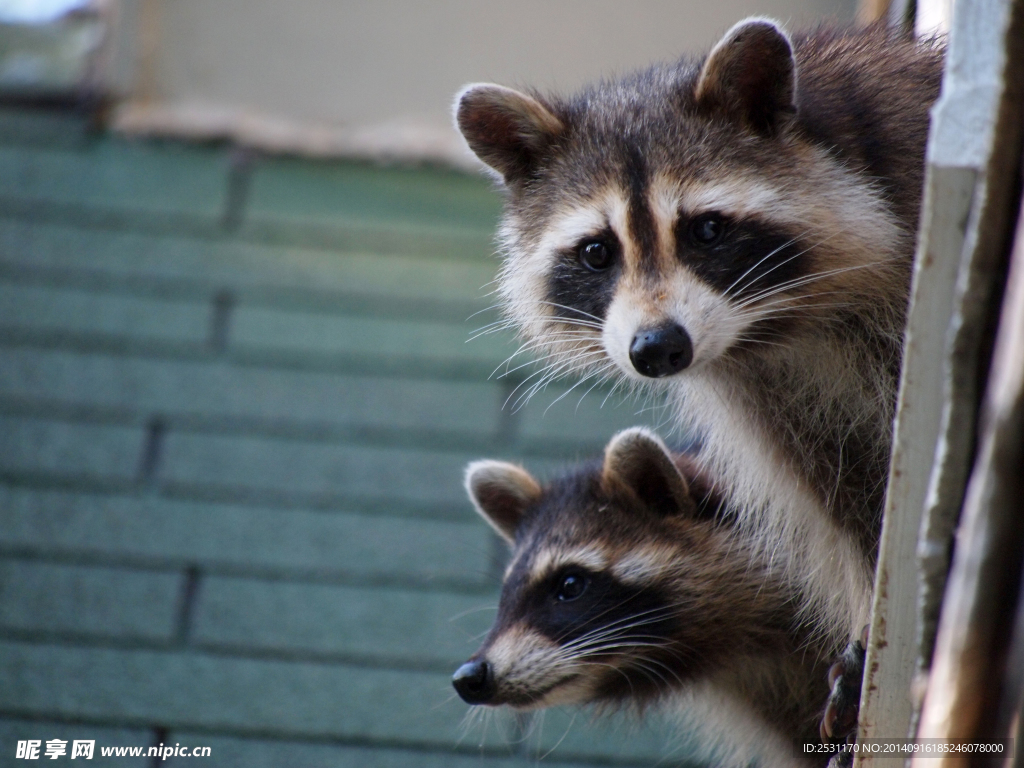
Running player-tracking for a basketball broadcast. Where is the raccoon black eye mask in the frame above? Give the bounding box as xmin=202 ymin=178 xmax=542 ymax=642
xmin=455 ymin=18 xmax=943 ymax=656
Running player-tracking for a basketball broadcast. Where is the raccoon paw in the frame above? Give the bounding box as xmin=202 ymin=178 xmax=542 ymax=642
xmin=819 ymin=626 xmax=868 ymax=751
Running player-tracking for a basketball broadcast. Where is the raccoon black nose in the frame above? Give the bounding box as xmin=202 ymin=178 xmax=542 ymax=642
xmin=452 ymin=660 xmax=495 ymax=705
xmin=629 ymin=324 xmax=693 ymax=377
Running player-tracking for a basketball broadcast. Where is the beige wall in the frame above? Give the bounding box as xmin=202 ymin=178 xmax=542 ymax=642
xmin=112 ymin=0 xmax=855 ymax=165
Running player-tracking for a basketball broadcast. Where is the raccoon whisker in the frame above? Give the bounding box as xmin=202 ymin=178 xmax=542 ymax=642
xmin=615 ymin=656 xmax=685 ymax=696
xmin=558 ymin=603 xmax=686 ymax=650
xmin=448 ymin=604 xmax=498 ymax=622
xmin=514 ymin=363 xmax=604 ymax=412
xmin=736 ymin=289 xmax=857 ymax=313
xmin=518 ymin=344 xmax=604 ymax=382
xmin=600 ymin=384 xmax=622 ymax=410
xmin=548 ymin=317 xmax=606 ymax=331
xmin=491 ymin=333 xmax=598 ymax=372
xmin=466 ymin=321 xmax=512 ymax=339
xmin=737 ymin=259 xmax=891 ymax=308
xmin=567 ymin=642 xmax=685 ymax=695
xmin=598 ymin=370 xmax=668 ymax=413
xmin=456 ymin=701 xmax=501 ymax=745
xmin=598 ymin=367 xmax=635 ymax=407
xmin=728 ymin=229 xmax=844 ymax=301
xmin=557 ymin=595 xmax=687 ymax=645
xmin=491 ymin=337 xmax=591 ymax=367
xmin=623 ymin=651 xmax=689 ymax=685
xmin=535 ymin=709 xmax=578 ymax=761
xmin=501 ymin=363 xmax=567 ymax=409
xmin=541 ymin=366 xmax=613 ymax=415
xmin=496 ymin=311 xmax=603 ymax=336
xmin=595 ymin=369 xmax=649 ymax=411
xmin=734 ymin=337 xmax=789 ymax=349
xmin=565 ymin=615 xmax=687 ymax=652
xmin=733 ymin=255 xmax=903 ymax=310
xmin=571 ymin=658 xmax=644 ymax=702
xmin=721 ymin=232 xmax=807 ymax=300
xmin=527 ymin=344 xmax=607 ymax=380
xmin=504 ymin=348 xmax=600 ymax=392
xmin=559 ymin=618 xmax=676 ymax=651
xmin=464 ymin=302 xmax=505 ymax=322
xmin=505 ymin=330 xmax=601 ymax=351
xmin=488 ymin=329 xmax=590 ymax=357
xmin=556 ymin=620 xmax=664 ymax=656
xmin=467 ymin=322 xmax=519 ymax=341
xmin=535 ymin=300 xmax=606 ymax=325
xmin=730 ymin=298 xmax=860 ymax=321
xmin=508 ymin=312 xmax=605 ymax=332
xmin=567 ymin=638 xmax=676 ymax=661
xmin=505 ymin=351 xmax=607 ymax=411
xmin=573 ymin=372 xmax=617 ymax=413
xmin=491 ymin=343 xmax=571 ymax=380
xmin=472 ymin=319 xmax=597 ymax=344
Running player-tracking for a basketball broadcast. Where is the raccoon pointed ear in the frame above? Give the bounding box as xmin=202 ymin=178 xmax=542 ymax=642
xmin=455 ymin=83 xmax=564 ymax=182
xmin=601 ymin=428 xmax=695 ymax=518
xmin=694 ymin=18 xmax=797 ymax=136
xmin=465 ymin=460 xmax=542 ymax=543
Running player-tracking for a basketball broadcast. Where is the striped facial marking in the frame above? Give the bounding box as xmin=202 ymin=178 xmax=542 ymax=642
xmin=539 ymin=167 xmax=810 ymax=359
xmin=599 ymin=172 xmax=820 ymax=375
xmin=516 ymin=555 xmax=676 ymax=652
xmin=528 ymin=545 xmax=610 ymax=583
xmin=610 ymin=543 xmax=680 ymax=584
xmin=624 ymin=145 xmax=659 ymax=277
xmin=541 ymin=191 xmax=630 ymax=329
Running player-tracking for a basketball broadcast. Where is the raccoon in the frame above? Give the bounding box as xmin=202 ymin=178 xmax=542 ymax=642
xmin=454 ymin=20 xmax=943 ymax=643
xmin=454 ymin=427 xmax=834 ymax=767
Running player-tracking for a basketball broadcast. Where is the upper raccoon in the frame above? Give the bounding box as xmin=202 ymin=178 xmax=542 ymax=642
xmin=455 ymin=20 xmax=943 ymax=642
xmin=455 ymin=427 xmax=833 ymax=767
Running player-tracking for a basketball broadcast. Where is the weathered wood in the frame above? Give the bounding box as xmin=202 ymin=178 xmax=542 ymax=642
xmin=915 ymin=0 xmax=1024 ymax=689
xmin=855 ymin=0 xmax=1024 ymax=755
xmin=856 ymin=166 xmax=975 ymax=751
xmin=912 ymin=182 xmax=1024 ymax=766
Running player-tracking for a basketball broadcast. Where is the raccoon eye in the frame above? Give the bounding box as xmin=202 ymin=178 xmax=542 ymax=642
xmin=578 ymin=240 xmax=615 ymax=272
xmin=688 ymin=213 xmax=727 ymax=247
xmin=556 ymin=573 xmax=588 ymax=601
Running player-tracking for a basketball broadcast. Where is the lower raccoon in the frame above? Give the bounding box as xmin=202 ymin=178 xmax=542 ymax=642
xmin=455 ymin=20 xmax=943 ymax=646
xmin=455 ymin=428 xmax=838 ymax=767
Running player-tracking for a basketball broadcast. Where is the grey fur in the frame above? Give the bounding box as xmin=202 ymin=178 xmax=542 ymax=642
xmin=456 ymin=20 xmax=944 ymax=643
xmin=460 ymin=429 xmax=834 ymax=767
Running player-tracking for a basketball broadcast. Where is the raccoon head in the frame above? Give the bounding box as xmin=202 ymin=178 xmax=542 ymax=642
xmin=455 ymin=19 xmax=904 ymax=388
xmin=453 ymin=428 xmax=760 ymax=711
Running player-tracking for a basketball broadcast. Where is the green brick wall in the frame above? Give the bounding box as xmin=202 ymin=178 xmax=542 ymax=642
xmin=0 ymin=106 xmax=691 ymax=768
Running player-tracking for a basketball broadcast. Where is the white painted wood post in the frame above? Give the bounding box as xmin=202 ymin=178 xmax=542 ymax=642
xmin=855 ymin=0 xmax=1024 ymax=756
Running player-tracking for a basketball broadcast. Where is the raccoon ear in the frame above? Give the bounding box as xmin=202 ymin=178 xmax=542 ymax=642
xmin=601 ymin=428 xmax=695 ymax=518
xmin=465 ymin=460 xmax=542 ymax=543
xmin=455 ymin=83 xmax=564 ymax=182
xmin=694 ymin=18 xmax=796 ymax=136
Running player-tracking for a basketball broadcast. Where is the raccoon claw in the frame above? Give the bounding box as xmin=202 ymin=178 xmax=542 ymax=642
xmin=819 ymin=629 xmax=867 ymax=746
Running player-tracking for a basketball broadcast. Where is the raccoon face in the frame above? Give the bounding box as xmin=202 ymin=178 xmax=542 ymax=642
xmin=456 ymin=19 xmax=903 ymax=388
xmin=455 ymin=428 xmax=717 ymax=710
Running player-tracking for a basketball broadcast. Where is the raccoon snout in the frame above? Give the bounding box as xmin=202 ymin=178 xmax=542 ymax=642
xmin=452 ymin=659 xmax=496 ymax=705
xmin=629 ymin=324 xmax=693 ymax=377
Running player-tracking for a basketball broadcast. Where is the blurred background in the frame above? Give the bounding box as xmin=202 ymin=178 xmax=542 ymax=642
xmin=0 ymin=1 xmax=855 ymax=766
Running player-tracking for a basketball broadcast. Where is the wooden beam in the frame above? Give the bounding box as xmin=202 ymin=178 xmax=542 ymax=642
xmin=913 ymin=178 xmax=1024 ymax=766
xmin=855 ymin=0 xmax=1024 ymax=755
